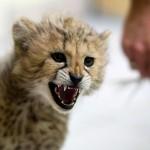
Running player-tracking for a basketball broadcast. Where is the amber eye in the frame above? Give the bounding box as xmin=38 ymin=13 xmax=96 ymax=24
xmin=51 ymin=52 xmax=66 ymax=63
xmin=84 ymin=56 xmax=94 ymax=67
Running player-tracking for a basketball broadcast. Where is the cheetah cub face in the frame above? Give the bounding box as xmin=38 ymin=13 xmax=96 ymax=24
xmin=12 ymin=16 xmax=110 ymax=113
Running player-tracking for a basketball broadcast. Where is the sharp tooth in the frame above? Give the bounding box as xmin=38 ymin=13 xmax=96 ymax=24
xmin=74 ymin=89 xmax=78 ymax=96
xmin=73 ymin=93 xmax=77 ymax=98
xmin=55 ymin=87 xmax=58 ymax=94
xmin=71 ymin=102 xmax=75 ymax=105
xmin=58 ymin=95 xmax=61 ymax=99
xmin=75 ymin=89 xmax=78 ymax=95
xmin=64 ymin=85 xmax=67 ymax=91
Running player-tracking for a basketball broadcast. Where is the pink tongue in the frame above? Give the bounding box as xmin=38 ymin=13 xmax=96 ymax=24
xmin=57 ymin=85 xmax=77 ymax=104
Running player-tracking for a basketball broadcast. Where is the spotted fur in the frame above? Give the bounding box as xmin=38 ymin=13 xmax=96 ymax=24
xmin=0 ymin=15 xmax=110 ymax=150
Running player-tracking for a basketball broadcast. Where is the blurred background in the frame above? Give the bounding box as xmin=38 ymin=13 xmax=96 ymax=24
xmin=1 ymin=0 xmax=150 ymax=150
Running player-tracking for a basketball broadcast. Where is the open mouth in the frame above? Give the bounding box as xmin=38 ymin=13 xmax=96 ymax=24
xmin=49 ymin=82 xmax=80 ymax=110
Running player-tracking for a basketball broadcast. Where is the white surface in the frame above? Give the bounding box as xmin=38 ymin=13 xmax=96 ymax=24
xmin=0 ymin=2 xmax=150 ymax=149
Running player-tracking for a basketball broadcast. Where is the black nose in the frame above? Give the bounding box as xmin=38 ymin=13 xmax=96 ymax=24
xmin=69 ymin=73 xmax=83 ymax=85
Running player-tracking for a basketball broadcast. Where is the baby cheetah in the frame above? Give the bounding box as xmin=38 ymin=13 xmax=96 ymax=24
xmin=0 ymin=15 xmax=110 ymax=150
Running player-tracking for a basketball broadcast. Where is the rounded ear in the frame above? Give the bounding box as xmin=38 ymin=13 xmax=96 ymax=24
xmin=98 ymin=30 xmax=111 ymax=51
xmin=99 ymin=30 xmax=111 ymax=40
xmin=13 ymin=17 xmax=37 ymax=51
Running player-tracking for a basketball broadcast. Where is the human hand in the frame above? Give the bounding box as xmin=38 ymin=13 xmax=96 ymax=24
xmin=122 ymin=9 xmax=150 ymax=78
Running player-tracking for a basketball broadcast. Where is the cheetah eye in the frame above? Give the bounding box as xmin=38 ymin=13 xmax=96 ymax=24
xmin=84 ymin=56 xmax=94 ymax=67
xmin=51 ymin=52 xmax=66 ymax=63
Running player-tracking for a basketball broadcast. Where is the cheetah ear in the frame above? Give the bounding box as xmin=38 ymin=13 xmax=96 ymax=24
xmin=13 ymin=17 xmax=37 ymax=51
xmin=99 ymin=30 xmax=111 ymax=41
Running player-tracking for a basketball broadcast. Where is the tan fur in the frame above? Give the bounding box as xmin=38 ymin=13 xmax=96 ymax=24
xmin=0 ymin=15 xmax=109 ymax=150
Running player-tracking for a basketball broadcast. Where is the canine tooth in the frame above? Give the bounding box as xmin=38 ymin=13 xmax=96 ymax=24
xmin=75 ymin=89 xmax=78 ymax=95
xmin=68 ymin=87 xmax=71 ymax=90
xmin=64 ymin=85 xmax=67 ymax=91
xmin=71 ymin=102 xmax=75 ymax=105
xmin=58 ymin=95 xmax=61 ymax=99
xmin=55 ymin=87 xmax=58 ymax=94
xmin=61 ymin=101 xmax=65 ymax=105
